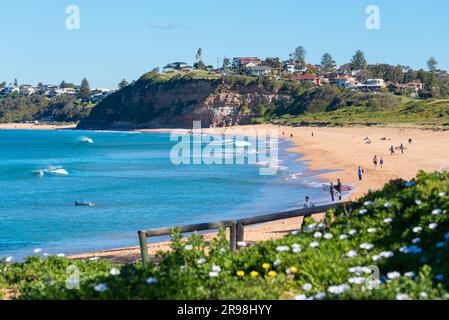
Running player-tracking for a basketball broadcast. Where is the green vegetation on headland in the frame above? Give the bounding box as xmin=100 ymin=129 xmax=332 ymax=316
xmin=2 ymin=171 xmax=449 ymax=300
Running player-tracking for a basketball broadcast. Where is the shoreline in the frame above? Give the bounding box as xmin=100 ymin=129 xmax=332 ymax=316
xmin=0 ymin=123 xmax=76 ymax=130
xmin=3 ymin=123 xmax=448 ymax=263
xmin=73 ymin=124 xmax=449 ymax=263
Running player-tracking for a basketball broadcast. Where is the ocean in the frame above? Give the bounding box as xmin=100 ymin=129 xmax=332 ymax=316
xmin=0 ymin=129 xmax=331 ymax=259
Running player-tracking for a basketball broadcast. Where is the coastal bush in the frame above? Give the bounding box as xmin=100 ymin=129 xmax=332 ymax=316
xmin=1 ymin=171 xmax=449 ymax=300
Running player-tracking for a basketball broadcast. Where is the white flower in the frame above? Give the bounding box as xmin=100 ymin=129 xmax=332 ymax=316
xmin=294 ymin=294 xmax=307 ymax=300
xmin=292 ymin=244 xmax=302 ymax=253
xmin=384 ymin=202 xmax=392 ymax=208
xmin=349 ymin=266 xmax=372 ymax=274
xmin=367 ymin=228 xmax=377 ymax=233
xmin=273 ymin=259 xmax=281 ymax=266
xmin=146 ymin=277 xmax=157 ymax=284
xmin=89 ymin=257 xmax=100 ymax=261
xmin=420 ymin=292 xmax=428 ymax=299
xmin=33 ymin=248 xmax=42 ymax=253
xmin=380 ymin=251 xmax=394 ymax=258
xmin=396 ymin=293 xmax=409 ymax=300
xmin=313 ymin=232 xmax=323 ymax=239
xmin=184 ymin=244 xmax=193 ymax=251
xmin=308 ymin=223 xmax=317 ymax=230
xmin=237 ymin=241 xmax=247 ymax=247
xmin=359 ymin=209 xmax=368 ymax=215
xmin=349 ymin=229 xmax=357 ymax=236
xmin=432 ymin=209 xmax=442 ymax=215
xmin=372 ymin=255 xmax=381 ymax=261
xmin=404 ymin=272 xmax=415 ymax=278
xmin=328 ymin=284 xmax=350 ymax=294
xmin=220 ymin=248 xmax=227 ymax=254
xmin=324 ymin=233 xmax=333 ymax=239
xmin=309 ymin=241 xmax=319 ymax=248
xmin=346 ymin=250 xmax=358 ymax=258
xmin=110 ymin=268 xmax=120 ymax=276
xmin=314 ymin=292 xmax=326 ymax=299
xmin=348 ymin=277 xmax=366 ymax=285
xmin=360 ymin=243 xmax=374 ymax=250
xmin=339 ymin=234 xmax=349 ymax=240
xmin=415 ymin=199 xmax=422 ymax=205
xmin=413 ymin=227 xmax=423 ymax=233
xmin=387 ymin=271 xmax=401 ymax=279
xmin=364 ymin=201 xmax=374 ymax=206
xmin=209 ymin=271 xmax=219 ymax=278
xmin=56 ymin=253 xmax=65 ymax=257
xmin=429 ymin=223 xmax=438 ymax=230
xmin=291 ymin=230 xmax=300 ymax=235
xmin=197 ymin=258 xmax=206 ymax=265
xmin=439 ymin=192 xmax=446 ymax=197
xmin=383 ymin=218 xmax=393 ymax=224
xmin=43 ymin=253 xmax=50 ymax=257
xmin=276 ymin=245 xmax=290 ymax=252
xmin=412 ymin=238 xmax=421 ymax=244
xmin=94 ymin=283 xmax=108 ymax=292
xmin=212 ymin=265 xmax=221 ymax=272
xmin=302 ymin=283 xmax=313 ymax=291
xmin=5 ymin=256 xmax=13 ymax=263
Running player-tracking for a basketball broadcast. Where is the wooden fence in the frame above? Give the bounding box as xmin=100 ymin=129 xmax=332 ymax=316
xmin=138 ymin=202 xmax=350 ymax=264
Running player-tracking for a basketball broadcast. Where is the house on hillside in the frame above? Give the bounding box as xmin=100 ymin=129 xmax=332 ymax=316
xmin=291 ymin=75 xmax=321 ymax=86
xmin=356 ymin=79 xmax=386 ymax=92
xmin=284 ymin=63 xmax=308 ymax=74
xmin=331 ymin=75 xmax=359 ymax=88
xmin=162 ymin=62 xmax=193 ymax=73
xmin=387 ymin=81 xmax=423 ymax=97
xmin=232 ymin=57 xmax=262 ymax=69
xmin=247 ymin=65 xmax=272 ymax=76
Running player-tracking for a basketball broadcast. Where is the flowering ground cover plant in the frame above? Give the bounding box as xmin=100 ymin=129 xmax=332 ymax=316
xmin=1 ymin=171 xmax=449 ymax=300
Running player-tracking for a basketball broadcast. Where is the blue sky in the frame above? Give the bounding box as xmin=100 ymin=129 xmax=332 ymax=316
xmin=1 ymin=0 xmax=448 ymax=88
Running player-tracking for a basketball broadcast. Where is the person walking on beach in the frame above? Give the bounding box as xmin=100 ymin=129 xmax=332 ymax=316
xmin=400 ymin=143 xmax=404 ymax=154
xmin=408 ymin=138 xmax=413 ymax=144
xmin=301 ymin=196 xmax=315 ymax=229
xmin=335 ymin=179 xmax=342 ymax=200
xmin=329 ymin=182 xmax=335 ymax=202
xmin=380 ymin=157 xmax=384 ymax=168
xmin=290 ymin=133 xmax=293 ymax=138
xmin=358 ymin=166 xmax=364 ymax=181
xmin=373 ymin=155 xmax=378 ymax=167
xmin=390 ymin=146 xmax=395 ymax=155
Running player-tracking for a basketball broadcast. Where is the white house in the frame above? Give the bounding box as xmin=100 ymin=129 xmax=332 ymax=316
xmin=247 ymin=65 xmax=272 ymax=76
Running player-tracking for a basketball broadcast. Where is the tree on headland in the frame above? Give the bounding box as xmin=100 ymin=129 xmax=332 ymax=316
xmin=427 ymin=57 xmax=438 ymax=73
xmin=291 ymin=46 xmax=306 ymax=65
xmin=320 ymin=53 xmax=336 ymax=72
xmin=14 ymin=78 xmax=18 ymax=87
xmin=79 ymin=78 xmax=91 ymax=99
xmin=118 ymin=79 xmax=129 ymax=89
xmin=194 ymin=48 xmax=206 ymax=70
xmin=60 ymin=80 xmax=67 ymax=88
xmin=37 ymin=82 xmax=43 ymax=88
xmin=223 ymin=57 xmax=230 ymax=69
xmin=350 ymin=50 xmax=367 ymax=70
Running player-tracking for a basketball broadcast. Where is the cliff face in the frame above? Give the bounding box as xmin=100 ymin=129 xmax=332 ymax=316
xmin=77 ymin=74 xmax=291 ymax=129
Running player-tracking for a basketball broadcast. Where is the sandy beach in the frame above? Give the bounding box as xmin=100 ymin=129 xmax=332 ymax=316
xmin=69 ymin=124 xmax=449 ymax=263
xmin=0 ymin=123 xmax=76 ymax=130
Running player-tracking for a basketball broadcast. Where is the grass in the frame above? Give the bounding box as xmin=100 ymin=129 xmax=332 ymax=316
xmin=2 ymin=171 xmax=449 ymax=300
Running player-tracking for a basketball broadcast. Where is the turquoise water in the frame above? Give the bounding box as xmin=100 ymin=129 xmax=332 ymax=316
xmin=0 ymin=130 xmax=330 ymax=259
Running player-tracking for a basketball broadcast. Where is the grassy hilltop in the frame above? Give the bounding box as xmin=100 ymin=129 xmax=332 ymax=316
xmin=2 ymin=171 xmax=449 ymax=300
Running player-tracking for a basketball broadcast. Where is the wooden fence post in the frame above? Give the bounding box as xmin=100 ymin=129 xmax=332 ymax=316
xmin=229 ymin=222 xmax=237 ymax=252
xmin=138 ymin=231 xmax=149 ymax=265
xmin=236 ymin=221 xmax=244 ymax=243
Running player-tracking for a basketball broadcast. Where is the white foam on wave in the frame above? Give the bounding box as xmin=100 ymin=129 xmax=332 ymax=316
xmin=234 ymin=141 xmax=252 ymax=148
xmin=286 ymin=172 xmax=303 ymax=180
xmin=33 ymin=166 xmax=69 ymax=177
xmin=80 ymin=136 xmax=94 ymax=144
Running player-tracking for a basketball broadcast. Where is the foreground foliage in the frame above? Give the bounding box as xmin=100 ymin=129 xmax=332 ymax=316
xmin=1 ymin=171 xmax=449 ymax=300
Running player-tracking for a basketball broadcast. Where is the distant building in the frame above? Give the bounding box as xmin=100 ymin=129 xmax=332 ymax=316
xmin=332 ymin=75 xmax=359 ymax=88
xmin=284 ymin=63 xmax=308 ymax=74
xmin=232 ymin=57 xmax=262 ymax=69
xmin=291 ymin=75 xmax=321 ymax=86
xmin=387 ymin=81 xmax=423 ymax=97
xmin=162 ymin=62 xmax=193 ymax=73
xmin=247 ymin=65 xmax=272 ymax=76
xmin=357 ymin=79 xmax=386 ymax=92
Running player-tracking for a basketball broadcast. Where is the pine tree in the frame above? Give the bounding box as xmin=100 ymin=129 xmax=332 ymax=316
xmin=350 ymin=50 xmax=367 ymax=70
xmin=321 ymin=53 xmax=336 ymax=72
xmin=427 ymin=57 xmax=438 ymax=73
xmin=118 ymin=79 xmax=129 ymax=89
xmin=291 ymin=46 xmax=306 ymax=65
xmin=79 ymin=78 xmax=91 ymax=99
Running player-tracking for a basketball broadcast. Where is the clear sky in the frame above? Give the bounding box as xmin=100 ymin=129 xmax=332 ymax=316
xmin=1 ymin=0 xmax=448 ymax=88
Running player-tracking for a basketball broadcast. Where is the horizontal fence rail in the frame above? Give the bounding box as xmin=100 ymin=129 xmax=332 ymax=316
xmin=138 ymin=202 xmax=351 ymax=264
